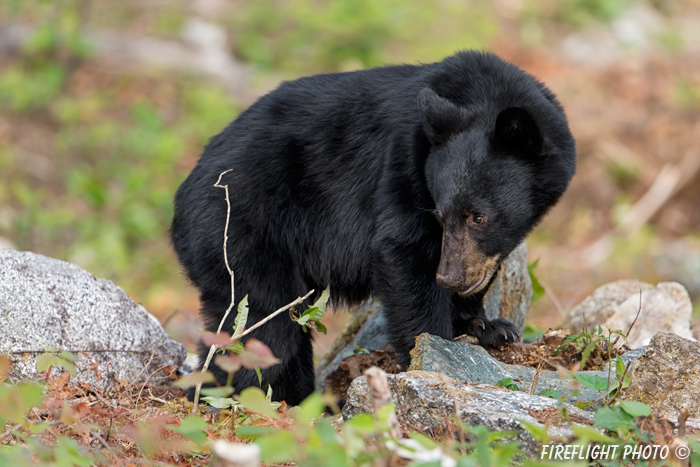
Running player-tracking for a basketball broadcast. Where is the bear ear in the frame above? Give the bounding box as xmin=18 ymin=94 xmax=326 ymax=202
xmin=419 ymin=88 xmax=467 ymax=146
xmin=494 ymin=107 xmax=543 ymax=157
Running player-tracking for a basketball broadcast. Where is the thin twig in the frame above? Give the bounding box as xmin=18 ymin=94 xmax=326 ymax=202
xmin=213 ymin=169 xmax=236 ymax=334
xmin=529 ymin=340 xmax=542 ymax=395
xmin=626 ymin=288 xmax=643 ymax=339
xmin=161 ymin=307 xmax=199 ymax=328
xmin=605 ymin=359 xmax=632 ymax=406
xmin=192 ymin=169 xmax=236 ymax=413
xmin=234 ymin=289 xmax=314 ymax=340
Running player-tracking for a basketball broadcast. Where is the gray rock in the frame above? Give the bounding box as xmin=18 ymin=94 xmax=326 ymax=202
xmin=623 ymin=333 xmax=700 ymax=418
xmin=316 ymin=242 xmax=532 ymax=391
xmin=564 ymin=280 xmax=694 ymax=348
xmin=343 ymin=370 xmax=595 ymax=455
xmin=408 ymin=333 xmax=620 ymax=406
xmin=0 ymin=249 xmax=186 ymax=391
xmin=483 ymin=242 xmax=532 ymax=333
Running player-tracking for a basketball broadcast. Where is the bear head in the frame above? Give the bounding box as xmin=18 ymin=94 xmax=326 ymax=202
xmin=419 ymin=87 xmax=575 ymax=295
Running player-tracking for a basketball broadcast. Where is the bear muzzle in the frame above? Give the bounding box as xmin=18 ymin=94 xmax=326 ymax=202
xmin=436 ymin=231 xmax=500 ymax=295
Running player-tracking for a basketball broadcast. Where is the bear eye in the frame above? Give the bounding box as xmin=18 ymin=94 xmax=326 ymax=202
xmin=470 ymin=213 xmax=486 ymax=225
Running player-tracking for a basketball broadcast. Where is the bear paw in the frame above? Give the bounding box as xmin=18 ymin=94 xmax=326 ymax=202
xmin=467 ymin=317 xmax=520 ymax=348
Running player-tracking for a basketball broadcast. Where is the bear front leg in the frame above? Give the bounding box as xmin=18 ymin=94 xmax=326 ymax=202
xmin=452 ymin=290 xmax=520 ymax=347
xmin=372 ymin=242 xmax=454 ymax=367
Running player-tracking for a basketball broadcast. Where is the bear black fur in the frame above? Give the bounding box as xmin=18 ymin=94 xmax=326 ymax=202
xmin=171 ymin=51 xmax=576 ymax=406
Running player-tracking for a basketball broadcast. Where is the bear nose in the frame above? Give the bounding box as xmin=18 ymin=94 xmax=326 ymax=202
xmin=435 ymin=274 xmax=462 ymax=291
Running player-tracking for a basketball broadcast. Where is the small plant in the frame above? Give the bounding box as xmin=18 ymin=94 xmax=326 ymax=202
xmin=497 ymin=377 xmax=520 ymax=391
xmin=291 ymin=287 xmax=331 ymax=335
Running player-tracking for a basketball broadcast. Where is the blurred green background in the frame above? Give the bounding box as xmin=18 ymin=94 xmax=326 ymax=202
xmin=1 ymin=0 xmax=699 ymax=351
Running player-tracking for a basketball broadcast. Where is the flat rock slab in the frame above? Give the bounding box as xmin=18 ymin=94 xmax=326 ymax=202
xmin=0 ymin=249 xmax=186 ymax=391
xmin=343 ymin=370 xmax=594 ymax=455
xmin=564 ymin=280 xmax=694 ymax=349
xmin=624 ymin=332 xmax=700 ymax=418
xmin=409 ymin=333 xmax=630 ymax=406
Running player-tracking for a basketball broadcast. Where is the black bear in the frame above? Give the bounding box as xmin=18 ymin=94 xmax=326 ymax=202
xmin=171 ymin=51 xmax=576 ymax=405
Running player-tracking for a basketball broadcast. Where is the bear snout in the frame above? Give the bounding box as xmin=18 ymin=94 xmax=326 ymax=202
xmin=436 ymin=269 xmax=486 ymax=295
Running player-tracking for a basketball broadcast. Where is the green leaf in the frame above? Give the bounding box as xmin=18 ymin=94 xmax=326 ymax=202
xmin=172 ymin=370 xmax=216 ymax=387
xmin=376 ymin=402 xmax=397 ymax=427
xmin=36 ymin=352 xmax=76 ymax=376
xmin=571 ymin=424 xmax=616 ymax=443
xmin=235 ymin=425 xmax=275 ymax=438
xmin=222 ymin=341 xmax=245 ymax=354
xmin=580 ymin=339 xmax=597 ymax=369
xmin=345 ymin=413 xmax=376 ymax=433
xmin=497 ymin=377 xmax=513 ymax=387
xmin=0 ymin=382 xmax=45 ymax=426
xmin=593 ymin=406 xmax=636 ymax=431
xmin=408 ymin=431 xmax=441 ymax=450
xmin=295 ymin=313 xmax=311 ymax=326
xmin=574 ymin=373 xmax=608 ymax=392
xmin=53 ymin=435 xmax=93 ymax=467
xmin=236 ymin=387 xmax=280 ymax=419
xmin=496 ymin=377 xmax=519 ymax=391
xmin=315 ymin=321 xmax=328 ymax=335
xmin=200 ymin=386 xmax=234 ymax=398
xmin=255 ymin=367 xmax=262 ymax=386
xmin=528 ymin=260 xmax=545 ymax=302
xmin=256 ymin=430 xmax=300 ymax=464
xmin=537 ymin=388 xmax=562 ymax=399
xmin=519 ymin=420 xmax=550 ymax=443
xmin=615 ymin=356 xmax=626 ymax=380
xmin=561 ymin=333 xmax=581 ymax=347
xmin=620 ymin=372 xmax=631 ymax=389
xmin=168 ymin=415 xmax=209 ymax=445
xmin=294 ymin=392 xmax=325 ymax=427
xmin=619 ymin=400 xmax=651 ymax=417
xmin=233 ymin=295 xmax=249 ymax=337
xmin=201 ymin=396 xmax=236 ymax=409
xmin=59 ymin=351 xmax=78 ymax=362
xmin=311 ymin=287 xmax=331 ymax=320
